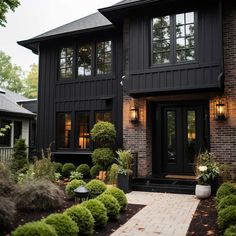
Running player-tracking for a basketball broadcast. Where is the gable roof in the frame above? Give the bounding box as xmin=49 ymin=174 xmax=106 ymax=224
xmin=18 ymin=12 xmax=113 ymax=52
xmin=0 ymin=87 xmax=35 ymax=118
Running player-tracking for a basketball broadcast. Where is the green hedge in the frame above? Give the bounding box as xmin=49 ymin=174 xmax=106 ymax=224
xmin=216 ymin=183 xmax=236 ymax=202
xmin=90 ymin=165 xmax=103 ymax=179
xmin=76 ymin=164 xmax=90 ymax=178
xmin=217 ymin=206 xmax=236 ymax=230
xmin=217 ymin=194 xmax=236 ymax=212
xmin=92 ymin=148 xmax=115 ymax=169
xmin=62 ymin=163 xmax=76 ymax=178
xmin=224 ymin=225 xmax=236 ymax=236
xmin=86 ymin=179 xmax=107 ymax=199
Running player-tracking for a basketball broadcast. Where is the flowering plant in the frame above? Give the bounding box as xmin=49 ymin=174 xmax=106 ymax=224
xmin=195 ymin=151 xmax=220 ymax=185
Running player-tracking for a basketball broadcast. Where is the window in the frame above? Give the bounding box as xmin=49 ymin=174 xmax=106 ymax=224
xmin=152 ymin=12 xmax=195 ymax=65
xmin=76 ymin=112 xmax=90 ymax=150
xmin=59 ymin=47 xmax=73 ymax=79
xmin=14 ymin=121 xmax=22 ymax=144
xmin=96 ymin=41 xmax=112 ymax=75
xmin=78 ymin=44 xmax=92 ymax=76
xmin=95 ymin=111 xmax=112 ymax=122
xmin=56 ymin=113 xmax=71 ymax=148
xmin=0 ymin=120 xmax=11 ymax=147
xmin=176 ymin=12 xmax=195 ymax=62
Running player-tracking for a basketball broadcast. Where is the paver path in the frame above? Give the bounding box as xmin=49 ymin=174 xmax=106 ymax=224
xmin=111 ymin=191 xmax=199 ymax=236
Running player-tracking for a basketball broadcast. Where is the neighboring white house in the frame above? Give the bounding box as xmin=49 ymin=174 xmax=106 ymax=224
xmin=0 ymin=87 xmax=36 ymax=159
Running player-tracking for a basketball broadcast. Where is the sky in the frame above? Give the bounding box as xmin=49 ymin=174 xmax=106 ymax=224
xmin=0 ymin=0 xmax=118 ymax=72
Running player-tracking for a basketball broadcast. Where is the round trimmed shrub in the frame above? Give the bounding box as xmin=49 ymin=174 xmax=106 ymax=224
xmin=217 ymin=194 xmax=236 ymax=212
xmin=86 ymin=179 xmax=107 ymax=199
xmin=104 ymin=187 xmax=127 ymax=210
xmin=65 ymin=179 xmax=86 ymax=198
xmin=81 ymin=199 xmax=108 ymax=228
xmin=76 ymin=164 xmax=90 ymax=178
xmin=91 ymin=121 xmax=116 ymax=147
xmin=15 ymin=179 xmax=65 ymax=211
xmin=90 ymin=165 xmax=103 ymax=179
xmin=96 ymin=194 xmax=120 ymax=220
xmin=0 ymin=196 xmax=16 ymax=230
xmin=64 ymin=205 xmax=94 ymax=235
xmin=216 ymin=183 xmax=236 ymax=202
xmin=12 ymin=221 xmax=57 ymax=236
xmin=53 ymin=162 xmax=63 ymax=174
xmin=92 ymin=148 xmax=115 ymax=169
xmin=225 ymin=225 xmax=236 ymax=236
xmin=217 ymin=206 xmax=236 ymax=230
xmin=62 ymin=163 xmax=76 ymax=178
xmin=44 ymin=213 xmax=78 ymax=236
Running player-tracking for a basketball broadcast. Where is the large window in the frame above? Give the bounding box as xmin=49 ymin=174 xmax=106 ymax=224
xmin=56 ymin=113 xmax=72 ymax=148
xmin=96 ymin=41 xmax=112 ymax=75
xmin=0 ymin=120 xmax=11 ymax=147
xmin=59 ymin=47 xmax=73 ymax=79
xmin=76 ymin=112 xmax=90 ymax=150
xmin=152 ymin=12 xmax=195 ymax=65
xmin=78 ymin=44 xmax=92 ymax=76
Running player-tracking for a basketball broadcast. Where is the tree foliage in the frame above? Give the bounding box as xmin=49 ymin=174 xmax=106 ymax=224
xmin=23 ymin=64 xmax=38 ymax=98
xmin=0 ymin=50 xmax=23 ymax=93
xmin=0 ymin=0 xmax=20 ymax=27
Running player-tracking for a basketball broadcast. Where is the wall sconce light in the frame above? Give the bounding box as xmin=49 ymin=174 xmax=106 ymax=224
xmin=215 ymin=98 xmax=227 ymax=121
xmin=130 ymin=106 xmax=139 ymax=122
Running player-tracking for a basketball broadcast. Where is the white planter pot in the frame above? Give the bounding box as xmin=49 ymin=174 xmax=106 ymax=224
xmin=195 ymin=184 xmax=211 ymax=199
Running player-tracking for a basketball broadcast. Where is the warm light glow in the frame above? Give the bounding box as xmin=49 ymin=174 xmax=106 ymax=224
xmin=130 ymin=106 xmax=139 ymax=122
xmin=215 ymin=98 xmax=227 ymax=120
xmin=64 ymin=114 xmax=71 ymax=147
xmin=188 ymin=132 xmax=196 ymax=140
xmin=78 ymin=133 xmax=89 ymax=149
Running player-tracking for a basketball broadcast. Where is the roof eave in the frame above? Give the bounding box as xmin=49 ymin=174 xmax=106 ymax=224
xmin=0 ymin=110 xmax=36 ymax=119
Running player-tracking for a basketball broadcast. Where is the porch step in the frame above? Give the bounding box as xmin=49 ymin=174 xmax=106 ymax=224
xmin=132 ymin=177 xmax=196 ymax=195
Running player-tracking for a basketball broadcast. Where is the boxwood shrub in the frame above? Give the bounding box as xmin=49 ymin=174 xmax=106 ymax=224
xmin=81 ymin=199 xmax=108 ymax=228
xmin=217 ymin=194 xmax=236 ymax=212
xmin=62 ymin=163 xmax=76 ymax=178
xmin=44 ymin=213 xmax=78 ymax=236
xmin=217 ymin=206 xmax=236 ymax=230
xmin=76 ymin=164 xmax=90 ymax=178
xmin=104 ymin=187 xmax=127 ymax=210
xmin=64 ymin=205 xmax=94 ymax=235
xmin=96 ymin=194 xmax=120 ymax=220
xmin=216 ymin=183 xmax=236 ymax=202
xmin=65 ymin=179 xmax=86 ymax=199
xmin=225 ymin=225 xmax=236 ymax=236
xmin=90 ymin=165 xmax=103 ymax=179
xmin=12 ymin=221 xmax=57 ymax=236
xmin=53 ymin=162 xmax=63 ymax=174
xmin=85 ymin=179 xmax=107 ymax=199
xmin=92 ymin=148 xmax=115 ymax=169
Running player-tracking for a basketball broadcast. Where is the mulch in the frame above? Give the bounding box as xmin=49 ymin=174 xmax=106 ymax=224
xmin=186 ymin=197 xmax=223 ymax=236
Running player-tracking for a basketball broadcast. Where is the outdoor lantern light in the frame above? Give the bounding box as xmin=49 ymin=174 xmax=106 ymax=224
xmin=215 ymin=98 xmax=227 ymax=120
xmin=130 ymin=106 xmax=139 ymax=122
xmin=74 ymin=186 xmax=90 ymax=203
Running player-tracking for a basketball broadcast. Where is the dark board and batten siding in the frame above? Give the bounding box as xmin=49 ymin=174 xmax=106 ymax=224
xmin=125 ymin=2 xmax=223 ymax=95
xmin=37 ymin=33 xmax=123 ymax=154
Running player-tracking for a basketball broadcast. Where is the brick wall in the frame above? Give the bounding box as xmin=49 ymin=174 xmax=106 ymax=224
xmin=209 ymin=1 xmax=236 ymax=180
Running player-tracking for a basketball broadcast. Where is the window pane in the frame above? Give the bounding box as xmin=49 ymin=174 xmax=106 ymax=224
xmin=167 ymin=111 xmax=176 ymax=164
xmin=59 ymin=47 xmax=73 ymax=79
xmin=76 ymin=113 xmax=90 ymax=149
xmin=175 ymin=12 xmax=195 ymax=62
xmin=187 ymin=110 xmax=196 ymax=164
xmin=56 ymin=113 xmax=71 ymax=149
xmin=96 ymin=41 xmax=112 ymax=75
xmin=0 ymin=120 xmax=11 ymax=147
xmin=95 ymin=111 xmax=112 ymax=122
xmin=78 ymin=44 xmax=92 ymax=77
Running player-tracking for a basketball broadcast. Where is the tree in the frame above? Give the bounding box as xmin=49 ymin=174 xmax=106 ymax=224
xmin=0 ymin=0 xmax=20 ymax=27
xmin=0 ymin=50 xmax=23 ymax=93
xmin=11 ymin=139 xmax=27 ymax=171
xmin=23 ymin=64 xmax=38 ymax=98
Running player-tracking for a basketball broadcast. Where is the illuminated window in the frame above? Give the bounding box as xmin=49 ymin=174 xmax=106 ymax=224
xmin=95 ymin=111 xmax=112 ymax=122
xmin=56 ymin=113 xmax=72 ymax=148
xmin=59 ymin=47 xmax=73 ymax=79
xmin=76 ymin=112 xmax=90 ymax=150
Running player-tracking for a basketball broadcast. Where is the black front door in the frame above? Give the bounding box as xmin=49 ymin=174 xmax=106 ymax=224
xmin=153 ymin=102 xmax=209 ymax=175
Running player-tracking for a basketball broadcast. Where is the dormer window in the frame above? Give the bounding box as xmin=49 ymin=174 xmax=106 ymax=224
xmin=152 ymin=12 xmax=195 ymax=65
xmin=59 ymin=47 xmax=74 ymax=79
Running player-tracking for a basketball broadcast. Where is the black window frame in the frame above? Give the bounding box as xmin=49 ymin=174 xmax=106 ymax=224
xmin=151 ymin=11 xmax=198 ymax=66
xmin=0 ymin=119 xmax=12 ymax=147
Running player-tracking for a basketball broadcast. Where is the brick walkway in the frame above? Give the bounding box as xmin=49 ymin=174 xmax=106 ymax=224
xmin=111 ymin=191 xmax=199 ymax=236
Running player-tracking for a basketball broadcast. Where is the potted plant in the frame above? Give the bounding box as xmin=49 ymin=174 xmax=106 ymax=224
xmin=116 ymin=149 xmax=133 ymax=193
xmin=195 ymin=151 xmax=220 ymax=199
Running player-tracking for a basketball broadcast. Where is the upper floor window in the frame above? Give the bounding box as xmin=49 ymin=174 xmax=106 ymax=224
xmin=78 ymin=44 xmax=92 ymax=76
xmin=152 ymin=12 xmax=195 ymax=65
xmin=96 ymin=41 xmax=112 ymax=75
xmin=59 ymin=47 xmax=73 ymax=79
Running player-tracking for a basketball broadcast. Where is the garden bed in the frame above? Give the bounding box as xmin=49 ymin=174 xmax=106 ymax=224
xmin=187 ymin=197 xmax=223 ymax=236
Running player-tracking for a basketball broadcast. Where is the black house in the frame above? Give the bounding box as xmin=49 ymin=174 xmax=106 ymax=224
xmin=19 ymin=0 xmax=236 ymax=184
